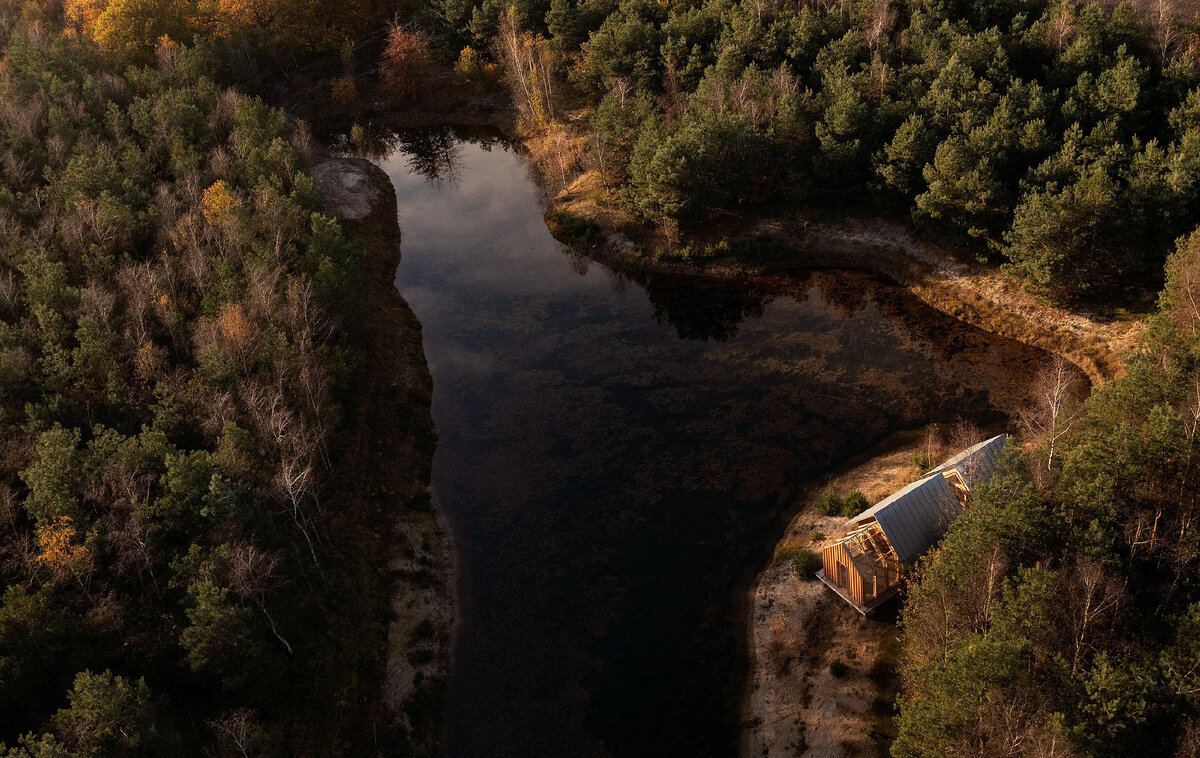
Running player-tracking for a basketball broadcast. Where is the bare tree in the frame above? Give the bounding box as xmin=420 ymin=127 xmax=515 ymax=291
xmin=591 ymin=131 xmax=611 ymax=195
xmin=864 ymin=0 xmax=897 ymax=53
xmin=1125 ymin=508 xmax=1163 ymax=559
xmin=229 ymin=543 xmax=292 ymax=654
xmin=1185 ymin=367 xmax=1200 ymax=442
xmin=0 ymin=269 xmax=22 ymax=320
xmin=245 ymin=262 xmax=282 ymax=322
xmin=662 ymin=58 xmax=688 ymax=125
xmin=919 ymin=423 xmax=943 ymax=471
xmin=0 ymin=483 xmax=17 ymax=531
xmin=116 ymin=261 xmax=158 ymax=348
xmin=1060 ymin=559 xmax=1126 ymax=675
xmin=1153 ymin=0 xmax=1179 ymax=65
xmin=1021 ymin=356 xmax=1085 ymax=473
xmin=541 ymin=122 xmax=584 ymax=193
xmin=1178 ymin=717 xmax=1200 ymax=758
xmin=496 ymin=7 xmax=556 ymax=133
xmin=209 ymin=709 xmax=262 ymax=758
xmin=240 ymin=377 xmax=325 ymax=568
xmin=1046 ymin=2 xmax=1076 ymax=52
xmin=1168 ymin=234 xmax=1200 ymax=338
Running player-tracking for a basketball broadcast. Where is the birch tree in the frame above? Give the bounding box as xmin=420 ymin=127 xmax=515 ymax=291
xmin=1021 ymin=356 xmax=1085 ymax=473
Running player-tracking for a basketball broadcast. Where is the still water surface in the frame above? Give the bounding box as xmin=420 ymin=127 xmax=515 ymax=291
xmin=381 ymin=131 xmax=1045 ymax=757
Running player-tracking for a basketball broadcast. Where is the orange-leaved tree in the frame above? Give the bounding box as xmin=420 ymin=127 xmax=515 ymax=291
xmin=36 ymin=515 xmax=93 ymax=589
xmin=202 ymin=180 xmax=239 ymax=226
xmin=380 ymin=25 xmax=431 ymax=101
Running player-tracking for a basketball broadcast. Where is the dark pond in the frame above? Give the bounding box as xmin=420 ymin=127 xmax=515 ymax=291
xmin=380 ymin=130 xmax=1046 ymax=757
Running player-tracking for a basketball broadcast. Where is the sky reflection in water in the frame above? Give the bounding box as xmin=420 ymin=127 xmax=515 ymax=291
xmin=384 ymin=133 xmax=1043 ymax=758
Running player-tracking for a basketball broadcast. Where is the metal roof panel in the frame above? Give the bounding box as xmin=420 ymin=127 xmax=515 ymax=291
xmin=841 ymin=434 xmax=1008 ymax=565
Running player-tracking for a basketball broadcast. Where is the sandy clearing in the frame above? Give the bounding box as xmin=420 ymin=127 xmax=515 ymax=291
xmin=741 ymin=435 xmax=927 ymax=758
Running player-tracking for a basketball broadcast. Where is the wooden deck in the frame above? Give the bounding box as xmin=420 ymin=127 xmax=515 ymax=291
xmin=816 ymin=569 xmax=900 ymax=615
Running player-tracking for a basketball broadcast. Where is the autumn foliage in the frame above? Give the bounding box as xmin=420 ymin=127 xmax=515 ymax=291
xmin=210 ymin=0 xmax=282 ymax=36
xmin=330 ymin=76 xmax=359 ymax=107
xmin=454 ymin=46 xmax=500 ymax=92
xmin=88 ymin=0 xmax=195 ymax=62
xmin=35 ymin=516 xmax=91 ymax=587
xmin=0 ymin=12 xmax=397 ymax=752
xmin=380 ymin=25 xmax=431 ymax=101
xmin=63 ymin=0 xmax=105 ymax=33
xmin=201 ymin=180 xmax=238 ymax=226
xmin=67 ymin=0 xmax=401 ymax=60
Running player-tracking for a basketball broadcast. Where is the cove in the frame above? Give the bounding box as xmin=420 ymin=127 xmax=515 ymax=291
xmin=380 ymin=129 xmax=1048 ymax=757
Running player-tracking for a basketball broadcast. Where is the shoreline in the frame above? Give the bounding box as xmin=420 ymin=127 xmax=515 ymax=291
xmin=315 ymin=90 xmax=1140 ymax=754
xmin=313 ymin=155 xmax=450 ymax=755
xmin=546 ymin=171 xmax=1143 ymax=386
xmin=536 ymin=168 xmax=1137 ymax=756
xmin=739 ymin=430 xmax=932 ymax=757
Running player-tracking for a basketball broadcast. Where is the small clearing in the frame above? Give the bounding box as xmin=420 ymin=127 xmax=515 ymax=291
xmin=741 ymin=434 xmax=928 ymax=758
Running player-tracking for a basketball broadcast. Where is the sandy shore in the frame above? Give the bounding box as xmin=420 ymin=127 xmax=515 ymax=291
xmin=740 ymin=432 xmax=931 ymax=758
xmin=550 ymin=171 xmax=1143 ymax=387
xmin=315 ymin=157 xmax=450 ymax=754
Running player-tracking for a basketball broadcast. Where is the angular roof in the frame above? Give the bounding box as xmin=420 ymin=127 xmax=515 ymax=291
xmin=846 ymin=474 xmax=963 ymax=563
xmin=925 ymin=434 xmax=1007 ymax=490
xmin=844 ymin=434 xmax=1007 ymax=564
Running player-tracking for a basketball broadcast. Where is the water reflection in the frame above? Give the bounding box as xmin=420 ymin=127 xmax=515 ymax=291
xmin=395 ymin=129 xmax=465 ymax=185
xmin=383 ymin=134 xmax=1045 ymax=757
xmin=640 ymin=275 xmax=773 ymax=342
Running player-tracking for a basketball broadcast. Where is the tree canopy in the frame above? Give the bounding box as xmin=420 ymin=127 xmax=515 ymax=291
xmin=436 ymin=0 xmax=1200 ymax=297
xmin=0 ymin=4 xmax=416 ymax=753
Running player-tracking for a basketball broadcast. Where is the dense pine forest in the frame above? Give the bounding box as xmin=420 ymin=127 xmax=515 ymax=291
xmin=0 ymin=2 xmax=437 ymax=756
xmin=428 ymin=0 xmax=1200 ymax=298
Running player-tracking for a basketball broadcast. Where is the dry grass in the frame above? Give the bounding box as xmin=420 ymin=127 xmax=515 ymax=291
xmin=742 ymin=432 xmax=925 ymax=758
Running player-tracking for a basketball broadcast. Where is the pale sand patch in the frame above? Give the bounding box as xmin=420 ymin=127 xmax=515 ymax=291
xmin=741 ymin=436 xmax=925 ymax=758
xmin=311 ymin=159 xmax=381 ymax=220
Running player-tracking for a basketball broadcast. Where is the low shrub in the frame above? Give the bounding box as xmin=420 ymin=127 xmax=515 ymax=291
xmin=546 ymin=209 xmax=605 ymax=247
xmin=772 ymin=535 xmax=807 ymax=566
xmin=814 ymin=488 xmax=843 ymax=516
xmin=830 ymin=659 xmax=849 ymax=678
xmin=330 ymin=76 xmax=359 ymax=107
xmin=842 ymin=490 xmax=869 ymax=517
xmin=791 ymin=550 xmax=822 ymax=580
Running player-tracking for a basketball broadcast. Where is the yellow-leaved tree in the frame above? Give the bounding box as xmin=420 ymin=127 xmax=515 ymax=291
xmin=36 ymin=515 xmax=93 ymax=589
xmin=90 ymin=0 xmax=196 ymax=63
xmin=63 ymin=0 xmax=107 ymax=34
xmin=201 ymin=180 xmax=239 ymax=226
xmin=206 ymin=0 xmax=284 ymax=38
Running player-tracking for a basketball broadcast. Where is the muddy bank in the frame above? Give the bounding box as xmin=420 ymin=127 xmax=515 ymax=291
xmin=741 ymin=432 xmax=930 ymax=758
xmin=313 ymin=157 xmax=450 ymax=755
xmin=547 ymin=170 xmax=1143 ymax=386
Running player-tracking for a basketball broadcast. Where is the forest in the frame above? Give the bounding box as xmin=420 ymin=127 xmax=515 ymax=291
xmin=893 ymin=232 xmax=1200 ymax=757
xmin=0 ymin=1 xmax=434 ymax=756
xmin=6 ymin=0 xmax=1200 ymax=753
xmin=424 ymin=0 xmax=1200 ymax=298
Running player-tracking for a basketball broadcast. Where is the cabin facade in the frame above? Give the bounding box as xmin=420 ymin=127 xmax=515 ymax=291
xmin=817 ymin=434 xmax=1007 ymax=613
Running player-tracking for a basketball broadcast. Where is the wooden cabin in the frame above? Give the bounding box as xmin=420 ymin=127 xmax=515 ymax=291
xmin=817 ymin=434 xmax=1007 ymax=613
